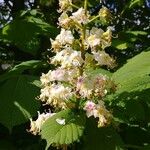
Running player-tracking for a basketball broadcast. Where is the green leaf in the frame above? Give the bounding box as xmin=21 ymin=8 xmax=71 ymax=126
xmin=125 ymin=31 xmax=147 ymax=36
xmin=10 ymin=60 xmax=42 ymax=73
xmin=39 ymin=0 xmax=55 ymax=6
xmin=112 ymin=30 xmax=147 ymax=50
xmin=31 ymin=79 xmax=41 ymax=88
xmin=121 ymin=0 xmax=144 ymax=15
xmin=86 ymin=68 xmax=112 ymax=77
xmin=41 ymin=109 xmax=86 ymax=149
xmin=113 ymin=51 xmax=150 ymax=92
xmin=107 ymin=51 xmax=150 ymax=124
xmin=30 ymin=9 xmax=38 ymax=16
xmin=128 ymin=0 xmax=144 ymax=9
xmin=0 ymin=140 xmax=16 ymax=150
xmin=112 ymin=39 xmax=131 ymax=50
xmin=140 ymin=145 xmax=150 ymax=150
xmin=121 ymin=126 xmax=150 ymax=149
xmin=0 ymin=60 xmax=43 ymax=81
xmin=0 ymin=75 xmax=40 ymax=131
xmin=1 ymin=17 xmax=57 ymax=55
xmin=108 ymin=89 xmax=150 ymax=123
xmin=81 ymin=118 xmax=125 ymax=150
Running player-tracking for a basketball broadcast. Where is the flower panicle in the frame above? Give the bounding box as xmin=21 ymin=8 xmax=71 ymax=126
xmin=29 ymin=0 xmax=116 ymax=134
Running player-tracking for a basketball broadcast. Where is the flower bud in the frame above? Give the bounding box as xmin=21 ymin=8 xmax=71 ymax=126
xmin=99 ymin=7 xmax=112 ymax=24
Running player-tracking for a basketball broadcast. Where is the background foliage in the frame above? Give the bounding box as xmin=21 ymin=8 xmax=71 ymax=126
xmin=0 ymin=0 xmax=150 ymax=149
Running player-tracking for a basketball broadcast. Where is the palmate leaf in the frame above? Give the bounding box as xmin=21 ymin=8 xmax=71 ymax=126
xmin=113 ymin=51 xmax=150 ymax=92
xmin=128 ymin=0 xmax=144 ymax=9
xmin=122 ymin=0 xmax=144 ymax=13
xmin=112 ymin=39 xmax=133 ymax=50
xmin=140 ymin=144 xmax=150 ymax=150
xmin=0 ymin=140 xmax=16 ymax=150
xmin=86 ymin=67 xmax=112 ymax=77
xmin=106 ymin=51 xmax=150 ymax=124
xmin=81 ymin=118 xmax=125 ymax=150
xmin=41 ymin=109 xmax=86 ymax=149
xmin=10 ymin=60 xmax=43 ymax=73
xmin=108 ymin=88 xmax=150 ymax=124
xmin=120 ymin=126 xmax=150 ymax=149
xmin=125 ymin=31 xmax=147 ymax=36
xmin=1 ymin=16 xmax=57 ymax=55
xmin=0 ymin=60 xmax=43 ymax=81
xmin=0 ymin=75 xmax=40 ymax=131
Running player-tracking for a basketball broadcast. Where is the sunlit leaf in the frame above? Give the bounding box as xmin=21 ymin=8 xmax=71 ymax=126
xmin=41 ymin=109 xmax=86 ymax=149
xmin=113 ymin=51 xmax=150 ymax=92
xmin=107 ymin=51 xmax=150 ymax=124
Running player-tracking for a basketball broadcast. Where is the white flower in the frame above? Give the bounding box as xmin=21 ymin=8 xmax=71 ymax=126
xmin=101 ymin=28 xmax=112 ymax=49
xmin=46 ymin=67 xmax=79 ymax=83
xmin=50 ymin=39 xmax=61 ymax=52
xmin=56 ymin=118 xmax=66 ymax=125
xmin=87 ymin=35 xmax=100 ymax=47
xmin=76 ymin=74 xmax=110 ymax=98
xmin=83 ymin=100 xmax=112 ymax=127
xmin=39 ymin=86 xmax=51 ymax=101
xmin=51 ymin=48 xmax=83 ymax=68
xmin=76 ymin=76 xmax=93 ymax=98
xmin=58 ymin=0 xmax=72 ymax=12
xmin=98 ymin=114 xmax=107 ymax=127
xmin=39 ymin=83 xmax=73 ymax=107
xmin=29 ymin=111 xmax=55 ymax=135
xmin=83 ymin=101 xmax=97 ymax=117
xmin=86 ymin=27 xmax=104 ymax=48
xmin=96 ymin=101 xmax=112 ymax=127
xmin=68 ymin=50 xmax=84 ymax=67
xmin=39 ymin=83 xmax=73 ymax=109
xmin=40 ymin=73 xmax=50 ymax=86
xmin=92 ymin=51 xmax=115 ymax=68
xmin=71 ymin=8 xmax=90 ymax=24
xmin=1 ymin=63 xmax=11 ymax=70
xmin=58 ymin=12 xmax=72 ymax=29
xmin=56 ymin=29 xmax=74 ymax=45
xmin=47 ymin=68 xmax=67 ymax=82
xmin=85 ymin=27 xmax=112 ymax=49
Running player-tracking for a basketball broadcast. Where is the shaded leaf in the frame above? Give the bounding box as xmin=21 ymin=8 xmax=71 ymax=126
xmin=9 ymin=60 xmax=42 ymax=74
xmin=140 ymin=145 xmax=150 ymax=150
xmin=0 ymin=75 xmax=40 ymax=131
xmin=108 ymin=89 xmax=150 ymax=123
xmin=112 ymin=39 xmax=132 ymax=50
xmin=125 ymin=31 xmax=147 ymax=36
xmin=81 ymin=118 xmax=125 ymax=150
xmin=0 ymin=60 xmax=43 ymax=81
xmin=0 ymin=140 xmax=16 ymax=150
xmin=120 ymin=126 xmax=150 ymax=149
xmin=128 ymin=0 xmax=144 ymax=9
xmin=1 ymin=17 xmax=57 ymax=55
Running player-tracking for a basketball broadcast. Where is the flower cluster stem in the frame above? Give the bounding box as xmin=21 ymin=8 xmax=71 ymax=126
xmin=62 ymin=145 xmax=67 ymax=150
xmin=84 ymin=0 xmax=88 ymax=13
xmin=79 ymin=25 xmax=86 ymax=76
xmin=89 ymin=15 xmax=100 ymax=24
xmin=70 ymin=3 xmax=79 ymax=9
xmin=79 ymin=0 xmax=88 ymax=76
